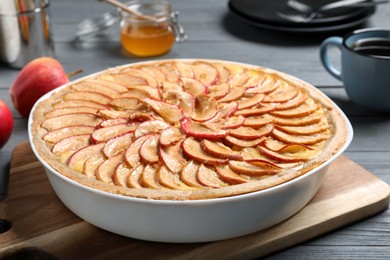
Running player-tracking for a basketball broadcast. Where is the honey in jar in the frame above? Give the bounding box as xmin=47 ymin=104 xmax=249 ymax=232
xmin=120 ymin=0 xmax=185 ymax=57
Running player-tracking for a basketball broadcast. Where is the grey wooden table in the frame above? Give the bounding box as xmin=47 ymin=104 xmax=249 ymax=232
xmin=1 ymin=0 xmax=390 ymax=259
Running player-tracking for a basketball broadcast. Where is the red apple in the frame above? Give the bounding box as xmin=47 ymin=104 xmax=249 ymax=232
xmin=0 ymin=99 xmax=14 ymax=148
xmin=9 ymin=57 xmax=69 ymax=118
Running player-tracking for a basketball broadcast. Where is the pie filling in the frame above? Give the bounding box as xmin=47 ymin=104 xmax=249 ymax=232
xmin=31 ymin=60 xmax=347 ymax=200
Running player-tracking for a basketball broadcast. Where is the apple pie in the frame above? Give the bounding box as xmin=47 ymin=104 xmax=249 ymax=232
xmin=30 ymin=59 xmax=348 ymax=200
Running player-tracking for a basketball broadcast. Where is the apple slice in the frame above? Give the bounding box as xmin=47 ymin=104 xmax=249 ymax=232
xmin=213 ymin=102 xmax=238 ymax=120
xmin=243 ymin=114 xmax=274 ymax=128
xmin=112 ymin=162 xmax=132 ymax=187
xmin=245 ymin=75 xmax=278 ymax=95
xmin=162 ymin=89 xmax=195 ymax=116
xmin=274 ymin=119 xmax=329 ymax=135
xmin=53 ymin=99 xmax=107 ymax=110
xmin=273 ymin=110 xmax=322 ymax=126
xmin=216 ymin=116 xmax=245 ymax=130
xmin=161 ymin=82 xmax=183 ymax=92
xmin=43 ymin=126 xmax=94 ymax=143
xmin=243 ymin=71 xmax=266 ymax=88
xmin=72 ymin=82 xmax=119 ymax=99
xmin=217 ymin=87 xmax=245 ymax=103
xmin=228 ymin=161 xmax=278 ymax=176
xmin=158 ymin=63 xmax=180 ymax=83
xmin=103 ymin=132 xmax=133 ymax=158
xmin=108 ymin=97 xmax=145 ymax=111
xmin=274 ymin=90 xmax=307 ymax=111
xmin=191 ymin=95 xmax=218 ymax=122
xmin=229 ymin=70 xmax=250 ymax=87
xmin=157 ymin=166 xmax=193 ymax=190
xmin=134 ymin=120 xmax=170 ymax=138
xmin=42 ymin=113 xmax=102 ymax=131
xmin=119 ymin=88 xmax=152 ymax=99
xmin=176 ymin=61 xmax=195 ymax=78
xmin=129 ymin=112 xmax=158 ymax=123
xmin=193 ymin=62 xmax=218 ymax=86
xmin=180 ymin=161 xmax=202 ymax=188
xmin=261 ymin=139 xmax=319 ymax=160
xmin=200 ymin=139 xmax=243 ymax=161
xmin=237 ymin=94 xmax=265 ymax=110
xmin=272 ymin=128 xmax=331 ymax=145
xmin=234 ymin=104 xmax=275 ymax=117
xmin=97 ymin=109 xmax=133 ymax=120
xmin=128 ymin=85 xmax=160 ymax=99
xmin=84 ymin=79 xmax=129 ymax=93
xmin=182 ymin=137 xmax=228 ymax=165
xmin=125 ymin=135 xmax=151 ymax=168
xmin=160 ymin=126 xmax=184 ymax=146
xmin=258 ymin=146 xmax=308 ymax=163
xmin=181 ymin=77 xmax=207 ymax=97
xmin=139 ymin=135 xmax=160 ymax=163
xmin=263 ymin=81 xmax=299 ymax=103
xmin=52 ymin=134 xmax=90 ymax=163
xmin=98 ymin=118 xmax=129 ymax=128
xmin=271 ymin=100 xmax=320 ymax=118
xmin=142 ymin=98 xmax=183 ymax=124
xmin=140 ymin=164 xmax=164 ymax=189
xmin=139 ymin=65 xmax=166 ymax=82
xmin=215 ymin=165 xmax=249 ymax=184
xmin=102 ymin=74 xmax=146 ymax=87
xmin=241 ymin=147 xmax=283 ymax=169
xmin=207 ymin=83 xmax=230 ymax=100
xmin=91 ymin=123 xmax=137 ymax=143
xmin=196 ymin=164 xmax=226 ymax=188
xmin=63 ymin=91 xmax=112 ymax=105
xmin=160 ymin=142 xmax=186 ymax=173
xmin=229 ymin=124 xmax=274 ymax=140
xmin=45 ymin=107 xmax=99 ymax=119
xmin=67 ymin=143 xmax=104 ymax=173
xmin=215 ymin=64 xmax=231 ymax=84
xmin=122 ymin=68 xmax=158 ymax=87
xmin=224 ymin=135 xmax=266 ymax=148
xmin=127 ymin=165 xmax=144 ymax=188
xmin=96 ymin=154 xmax=124 ymax=183
xmin=180 ymin=117 xmax=228 ymax=140
xmin=83 ymin=153 xmax=105 ymax=178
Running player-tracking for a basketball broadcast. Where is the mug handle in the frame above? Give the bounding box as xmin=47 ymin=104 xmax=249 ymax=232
xmin=320 ymin=37 xmax=343 ymax=81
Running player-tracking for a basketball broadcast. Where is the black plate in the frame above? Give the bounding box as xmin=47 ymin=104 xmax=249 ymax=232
xmin=229 ymin=0 xmax=375 ymax=27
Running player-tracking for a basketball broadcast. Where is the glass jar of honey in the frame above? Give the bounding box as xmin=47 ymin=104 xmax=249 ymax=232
xmin=120 ymin=0 xmax=186 ymax=57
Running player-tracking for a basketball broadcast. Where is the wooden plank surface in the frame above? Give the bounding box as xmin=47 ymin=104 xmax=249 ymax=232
xmin=0 ymin=142 xmax=389 ymax=259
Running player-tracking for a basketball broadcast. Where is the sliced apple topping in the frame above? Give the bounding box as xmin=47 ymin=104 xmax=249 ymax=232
xmin=262 ymin=81 xmax=299 ymax=103
xmin=45 ymin=107 xmax=99 ymax=119
xmin=42 ymin=114 xmax=102 ymax=131
xmin=200 ymin=139 xmax=243 ymax=161
xmin=217 ymin=87 xmax=245 ymax=103
xmin=241 ymin=147 xmax=285 ymax=169
xmin=243 ymin=70 xmax=266 ymax=88
xmin=140 ymin=164 xmax=164 ymax=189
xmin=271 ymin=99 xmax=320 ymax=118
xmin=180 ymin=160 xmax=202 ymax=188
xmin=272 ymin=128 xmax=331 ymax=145
xmin=161 ymin=82 xmax=183 ymax=92
xmin=245 ymin=75 xmax=278 ymax=95
xmin=139 ymin=135 xmax=160 ymax=163
xmin=191 ymin=95 xmax=218 ymax=122
xmin=103 ymin=132 xmax=133 ymax=157
xmin=53 ymin=100 xmax=107 ymax=110
xmin=127 ymin=165 xmax=144 ymax=188
xmin=229 ymin=70 xmax=250 ymax=87
xmin=234 ymin=104 xmax=275 ymax=117
xmin=63 ymin=91 xmax=112 ymax=105
xmin=98 ymin=118 xmax=129 ymax=128
xmin=214 ymin=64 xmax=231 ymax=84
xmin=274 ymin=118 xmax=329 ymax=135
xmin=112 ymin=162 xmax=132 ymax=187
xmin=258 ymin=146 xmax=310 ymax=163
xmin=228 ymin=161 xmax=278 ymax=176
xmin=127 ymin=85 xmax=160 ymax=99
xmin=273 ymin=110 xmax=323 ymax=126
xmin=160 ymin=142 xmax=187 ymax=173
xmin=215 ymin=165 xmax=249 ymax=184
xmin=139 ymin=65 xmax=166 ymax=82
xmin=52 ymin=134 xmax=91 ymax=163
xmin=96 ymin=154 xmax=123 ymax=184
xmin=229 ymin=124 xmax=274 ymax=140
xmin=158 ymin=63 xmax=180 ymax=83
xmin=101 ymin=74 xmax=146 ymax=87
xmin=125 ymin=135 xmax=151 ymax=168
xmin=43 ymin=126 xmax=94 ymax=143
xmin=224 ymin=135 xmax=266 ymax=148
xmin=182 ymin=137 xmax=228 ymax=165
xmin=193 ymin=62 xmax=218 ymax=86
xmin=176 ymin=61 xmax=195 ymax=78
xmin=180 ymin=117 xmax=228 ymax=140
xmin=214 ymin=102 xmax=238 ymax=120
xmin=162 ymin=89 xmax=195 ymax=116
xmin=243 ymin=114 xmax=274 ymax=128
xmin=197 ymin=164 xmax=227 ymax=188
xmin=134 ymin=120 xmax=170 ymax=138
xmin=142 ymin=98 xmax=183 ymax=124
xmin=72 ymin=83 xmax=119 ymax=99
xmin=207 ymin=83 xmax=230 ymax=100
xmin=274 ymin=90 xmax=308 ymax=111
xmin=263 ymin=138 xmax=312 ymax=152
xmin=237 ymin=94 xmax=265 ymax=110
xmin=108 ymin=97 xmax=145 ymax=111
xmin=181 ymin=77 xmax=207 ymax=97
xmin=119 ymin=88 xmax=152 ymax=99
xmin=157 ymin=166 xmax=192 ymax=190
xmin=159 ymin=126 xmax=184 ymax=146
xmin=83 ymin=153 xmax=105 ymax=178
xmin=91 ymin=123 xmax=137 ymax=143
xmin=84 ymin=79 xmax=129 ymax=93
xmin=67 ymin=143 xmax=104 ymax=173
xmin=216 ymin=115 xmax=245 ymax=130
xmin=122 ymin=68 xmax=159 ymax=88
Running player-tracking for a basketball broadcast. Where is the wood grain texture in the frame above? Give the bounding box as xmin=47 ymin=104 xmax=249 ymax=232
xmin=0 ymin=142 xmax=389 ymax=259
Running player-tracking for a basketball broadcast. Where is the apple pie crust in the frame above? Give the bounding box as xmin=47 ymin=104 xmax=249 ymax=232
xmin=31 ymin=59 xmax=348 ymax=200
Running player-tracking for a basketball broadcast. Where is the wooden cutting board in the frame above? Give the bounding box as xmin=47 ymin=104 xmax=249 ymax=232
xmin=1 ymin=141 xmax=389 ymax=259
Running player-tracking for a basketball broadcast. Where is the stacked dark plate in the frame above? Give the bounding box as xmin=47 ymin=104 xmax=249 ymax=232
xmin=228 ymin=0 xmax=376 ymax=33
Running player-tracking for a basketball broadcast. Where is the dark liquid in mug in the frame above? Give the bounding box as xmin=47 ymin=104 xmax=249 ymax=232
xmin=351 ymin=38 xmax=390 ymax=58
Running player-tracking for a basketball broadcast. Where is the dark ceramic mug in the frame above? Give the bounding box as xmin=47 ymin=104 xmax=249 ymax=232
xmin=320 ymin=28 xmax=390 ymax=111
